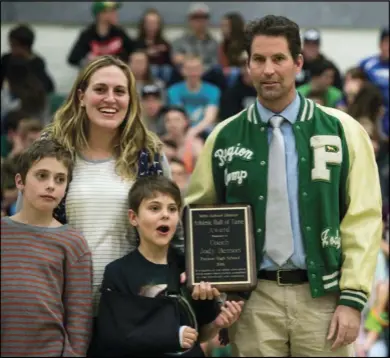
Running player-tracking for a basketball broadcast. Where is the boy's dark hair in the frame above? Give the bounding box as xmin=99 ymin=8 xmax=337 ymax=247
xmin=16 ymin=139 xmax=74 ymax=183
xmin=306 ymin=88 xmax=326 ymax=102
xmin=19 ymin=119 xmax=43 ymax=139
xmin=310 ymin=59 xmax=334 ymax=78
xmin=128 ymin=176 xmax=183 ymax=213
xmin=4 ymin=110 xmax=30 ymax=133
xmin=9 ymin=24 xmax=35 ymax=51
xmin=1 ymin=155 xmax=21 ymax=192
xmin=244 ymin=15 xmax=302 ymax=61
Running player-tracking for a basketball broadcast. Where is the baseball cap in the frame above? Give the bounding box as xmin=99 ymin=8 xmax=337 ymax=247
xmin=380 ymin=27 xmax=389 ymax=42
xmin=188 ymin=3 xmax=210 ymax=17
xmin=141 ymin=84 xmax=162 ymax=98
xmin=92 ymin=2 xmax=122 ymax=17
xmin=303 ymin=29 xmax=321 ymax=43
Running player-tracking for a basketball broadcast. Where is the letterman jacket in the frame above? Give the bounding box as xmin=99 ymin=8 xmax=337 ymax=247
xmin=185 ymin=94 xmax=383 ymax=312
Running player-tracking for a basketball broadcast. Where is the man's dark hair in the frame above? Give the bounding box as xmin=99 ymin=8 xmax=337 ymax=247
xmin=128 ymin=176 xmax=183 ymax=213
xmin=9 ymin=24 xmax=35 ymax=51
xmin=310 ymin=59 xmax=334 ymax=78
xmin=244 ymin=15 xmax=302 ymax=60
xmin=16 ymin=139 xmax=74 ymax=183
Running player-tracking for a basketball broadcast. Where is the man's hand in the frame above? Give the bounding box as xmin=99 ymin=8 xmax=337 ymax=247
xmin=327 ymin=305 xmax=361 ymax=350
xmin=192 ymin=281 xmax=220 ymax=300
xmin=214 ymin=301 xmax=244 ymax=329
xmin=180 ymin=326 xmax=198 ymax=349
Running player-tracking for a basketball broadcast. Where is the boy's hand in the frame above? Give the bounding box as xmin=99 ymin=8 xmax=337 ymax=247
xmin=180 ymin=272 xmax=186 ymax=284
xmin=192 ymin=281 xmax=220 ymax=300
xmin=180 ymin=326 xmax=198 ymax=349
xmin=214 ymin=301 xmax=244 ymax=329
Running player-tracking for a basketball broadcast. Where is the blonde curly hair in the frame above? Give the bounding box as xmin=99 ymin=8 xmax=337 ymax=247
xmin=44 ymin=55 xmax=162 ymax=181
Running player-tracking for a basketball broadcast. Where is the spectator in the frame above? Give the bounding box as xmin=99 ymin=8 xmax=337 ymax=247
xmin=306 ymin=88 xmax=327 ymax=106
xmin=1 ymin=24 xmax=55 ymax=93
xmin=296 ymin=29 xmax=343 ymax=90
xmin=2 ymin=55 xmax=47 ymax=120
xmin=161 ymin=106 xmax=204 ymax=173
xmin=167 ymin=55 xmax=221 ymax=139
xmin=140 ymin=84 xmax=166 ymax=136
xmin=356 ymin=280 xmax=389 ymax=357
xmin=219 ymin=51 xmax=257 ymax=120
xmin=171 ymin=3 xmax=218 ymax=72
xmin=129 ymin=49 xmax=165 ymax=95
xmin=297 ymin=59 xmax=343 ymax=108
xmin=1 ymin=110 xmax=30 ymax=159
xmin=359 ymin=112 xmax=389 ymax=210
xmin=338 ymin=67 xmax=368 ymax=111
xmin=218 ymin=13 xmax=246 ymax=73
xmin=359 ymin=27 xmax=389 ymax=137
xmin=17 ymin=118 xmax=43 ymax=150
xmin=347 ymin=82 xmax=384 ymax=129
xmin=67 ymin=1 xmax=135 ymax=68
xmin=134 ymin=8 xmax=172 ymax=83
xmin=161 ymin=139 xmax=178 ymax=162
xmin=1 ymin=155 xmax=20 ymax=216
xmin=170 ymin=157 xmax=190 ymax=194
xmin=170 ymin=3 xmax=226 ymax=91
xmin=6 ymin=118 xmax=42 ymax=159
xmin=1 ymin=82 xmax=21 ymax=122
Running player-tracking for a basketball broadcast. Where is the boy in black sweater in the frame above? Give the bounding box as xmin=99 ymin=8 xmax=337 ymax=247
xmin=92 ymin=176 xmax=243 ymax=356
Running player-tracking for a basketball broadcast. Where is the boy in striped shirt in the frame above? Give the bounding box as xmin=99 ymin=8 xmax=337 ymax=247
xmin=1 ymin=139 xmax=93 ymax=357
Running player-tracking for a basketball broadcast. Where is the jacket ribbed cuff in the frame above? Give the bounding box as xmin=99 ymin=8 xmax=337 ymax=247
xmin=338 ymin=289 xmax=368 ymax=312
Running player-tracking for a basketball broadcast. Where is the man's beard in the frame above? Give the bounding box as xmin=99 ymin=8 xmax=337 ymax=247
xmin=255 ymin=83 xmax=286 ymax=101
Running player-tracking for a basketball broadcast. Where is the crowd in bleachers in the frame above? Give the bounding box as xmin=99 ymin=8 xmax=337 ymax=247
xmin=1 ymin=2 xmax=389 ymax=357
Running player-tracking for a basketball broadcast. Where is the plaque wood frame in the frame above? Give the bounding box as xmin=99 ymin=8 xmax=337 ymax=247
xmin=185 ymin=204 xmax=257 ymax=292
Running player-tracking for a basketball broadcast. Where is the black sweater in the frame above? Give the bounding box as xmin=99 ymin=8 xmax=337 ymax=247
xmin=91 ymin=248 xmax=220 ymax=357
xmin=67 ymin=23 xmax=135 ymax=67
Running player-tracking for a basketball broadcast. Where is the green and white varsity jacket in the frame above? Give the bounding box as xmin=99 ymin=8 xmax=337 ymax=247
xmin=185 ymin=95 xmax=383 ymax=312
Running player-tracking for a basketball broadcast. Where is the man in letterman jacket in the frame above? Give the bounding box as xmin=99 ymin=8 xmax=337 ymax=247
xmin=185 ymin=15 xmax=383 ymax=357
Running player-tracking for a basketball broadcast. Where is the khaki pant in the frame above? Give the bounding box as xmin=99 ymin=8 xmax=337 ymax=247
xmin=228 ymin=280 xmax=355 ymax=357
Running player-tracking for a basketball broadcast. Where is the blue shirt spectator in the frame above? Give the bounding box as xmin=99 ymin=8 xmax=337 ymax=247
xmin=359 ymin=28 xmax=389 ymax=136
xmin=167 ymin=81 xmax=220 ymax=127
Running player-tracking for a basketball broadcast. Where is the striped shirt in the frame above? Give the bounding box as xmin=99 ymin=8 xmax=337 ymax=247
xmin=0 ymin=217 xmax=93 ymax=357
xmin=65 ymin=156 xmax=136 ymax=314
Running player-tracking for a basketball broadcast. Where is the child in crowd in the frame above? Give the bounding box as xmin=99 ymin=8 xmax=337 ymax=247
xmin=170 ymin=157 xmax=190 ymax=194
xmin=0 ymin=139 xmax=93 ymax=357
xmin=1 ymin=154 xmax=21 ymax=216
xmin=161 ymin=106 xmax=204 ymax=173
xmin=92 ymin=176 xmax=243 ymax=356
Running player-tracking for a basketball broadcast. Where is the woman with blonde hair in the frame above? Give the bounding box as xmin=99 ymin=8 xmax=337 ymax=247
xmin=17 ymin=55 xmax=176 ymax=315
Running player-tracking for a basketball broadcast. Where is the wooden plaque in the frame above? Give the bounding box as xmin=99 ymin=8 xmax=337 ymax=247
xmin=185 ymin=204 xmax=257 ymax=292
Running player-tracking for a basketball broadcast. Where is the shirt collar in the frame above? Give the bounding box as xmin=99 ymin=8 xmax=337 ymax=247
xmin=256 ymin=92 xmax=301 ymax=124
